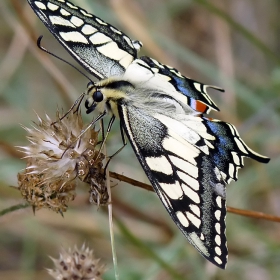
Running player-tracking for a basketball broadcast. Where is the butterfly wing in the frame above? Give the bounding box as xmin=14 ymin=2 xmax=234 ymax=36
xmin=118 ymin=102 xmax=269 ymax=268
xmin=118 ymin=104 xmax=227 ymax=268
xmin=139 ymin=56 xmax=222 ymax=113
xmin=27 ymin=0 xmax=141 ymax=79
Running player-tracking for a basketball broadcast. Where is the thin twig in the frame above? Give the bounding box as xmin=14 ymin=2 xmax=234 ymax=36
xmin=3 ymin=173 xmax=279 ymax=224
xmin=109 ymin=171 xmax=280 ymax=223
xmin=0 ymin=203 xmax=30 ymax=217
xmin=109 ymin=171 xmax=153 ymax=192
xmin=227 ymin=207 xmax=280 ymax=222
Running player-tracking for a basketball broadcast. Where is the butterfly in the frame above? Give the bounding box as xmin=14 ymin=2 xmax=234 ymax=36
xmin=27 ymin=0 xmax=270 ymax=269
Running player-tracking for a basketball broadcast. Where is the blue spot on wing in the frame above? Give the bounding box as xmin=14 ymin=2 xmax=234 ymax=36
xmin=203 ymin=118 xmax=239 ymax=178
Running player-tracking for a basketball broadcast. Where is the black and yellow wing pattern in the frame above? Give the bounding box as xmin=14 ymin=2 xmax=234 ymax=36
xmin=27 ymin=0 xmax=142 ymax=79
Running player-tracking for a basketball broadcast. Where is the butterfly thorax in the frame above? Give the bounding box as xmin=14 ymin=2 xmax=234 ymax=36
xmin=86 ymin=75 xmax=198 ymax=119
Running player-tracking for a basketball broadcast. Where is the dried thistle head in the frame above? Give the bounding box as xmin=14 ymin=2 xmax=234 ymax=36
xmin=17 ymin=168 xmax=76 ymax=213
xmin=48 ymin=244 xmax=105 ymax=280
xmin=17 ymin=107 xmax=108 ymax=213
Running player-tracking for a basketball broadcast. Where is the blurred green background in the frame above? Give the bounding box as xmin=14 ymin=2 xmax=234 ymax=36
xmin=0 ymin=0 xmax=279 ymax=279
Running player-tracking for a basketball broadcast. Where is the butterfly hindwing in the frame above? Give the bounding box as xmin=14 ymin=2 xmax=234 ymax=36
xmin=201 ymin=118 xmax=270 ymax=185
xmin=27 ymin=0 xmax=141 ymax=79
xmin=118 ymin=103 xmax=228 ymax=268
xmin=140 ymin=56 xmax=222 ymax=113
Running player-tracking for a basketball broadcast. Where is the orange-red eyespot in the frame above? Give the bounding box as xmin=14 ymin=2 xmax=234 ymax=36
xmin=195 ymin=101 xmax=208 ymax=113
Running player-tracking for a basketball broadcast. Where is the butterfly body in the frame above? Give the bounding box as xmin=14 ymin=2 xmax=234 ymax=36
xmin=27 ymin=0 xmax=270 ymax=269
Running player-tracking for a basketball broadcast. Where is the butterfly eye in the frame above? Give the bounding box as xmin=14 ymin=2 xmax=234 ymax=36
xmin=93 ymin=90 xmax=103 ymax=102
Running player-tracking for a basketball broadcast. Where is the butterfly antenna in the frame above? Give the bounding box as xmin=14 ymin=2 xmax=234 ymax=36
xmin=37 ymin=35 xmax=94 ymax=83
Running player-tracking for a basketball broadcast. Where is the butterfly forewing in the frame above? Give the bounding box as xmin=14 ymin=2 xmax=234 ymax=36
xmin=27 ymin=0 xmax=140 ymax=79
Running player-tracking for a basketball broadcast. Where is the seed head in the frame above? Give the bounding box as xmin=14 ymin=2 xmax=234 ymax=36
xmin=17 ymin=108 xmax=108 ymax=212
xmin=48 ymin=244 xmax=105 ymax=280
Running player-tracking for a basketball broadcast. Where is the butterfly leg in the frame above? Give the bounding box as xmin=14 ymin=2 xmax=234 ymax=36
xmin=97 ymin=115 xmax=116 ymax=156
xmin=103 ymin=123 xmax=127 ymax=179
xmin=58 ymin=111 xmax=106 ymax=161
xmin=51 ymin=93 xmax=85 ymax=125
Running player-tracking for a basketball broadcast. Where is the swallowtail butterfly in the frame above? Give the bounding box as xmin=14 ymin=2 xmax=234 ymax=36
xmin=27 ymin=0 xmax=270 ymax=269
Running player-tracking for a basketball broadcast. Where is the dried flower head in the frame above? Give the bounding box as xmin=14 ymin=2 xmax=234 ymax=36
xmin=48 ymin=244 xmax=105 ymax=280
xmin=17 ymin=107 xmax=108 ymax=213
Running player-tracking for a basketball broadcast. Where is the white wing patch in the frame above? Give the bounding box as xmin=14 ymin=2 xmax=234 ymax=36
xmin=49 ymin=15 xmax=75 ymax=27
xmin=70 ymin=15 xmax=84 ymax=27
xmin=81 ymin=24 xmax=98 ymax=35
xmin=215 ymin=246 xmax=222 ymax=256
xmin=123 ymin=36 xmax=135 ymax=49
xmin=95 ymin=17 xmax=108 ymax=25
xmin=189 ymin=232 xmax=209 ymax=256
xmin=80 ymin=9 xmax=93 ymax=18
xmin=66 ymin=2 xmax=78 ymax=9
xmin=60 ymin=8 xmax=70 ymax=16
xmin=181 ymin=184 xmax=200 ymax=203
xmin=176 ymin=211 xmax=189 ymax=227
xmin=234 ymin=137 xmax=248 ymax=154
xmin=60 ymin=31 xmax=88 ymax=43
xmin=34 ymin=1 xmax=46 ymax=10
xmin=146 ymin=156 xmax=173 ymax=175
xmin=96 ymin=42 xmax=134 ymax=68
xmin=169 ymin=156 xmax=198 ymax=179
xmin=162 ymin=136 xmax=199 ymax=165
xmin=215 ymin=223 xmax=221 ymax=234
xmin=216 ymin=196 xmax=222 ymax=208
xmin=214 ymin=256 xmax=223 ymax=265
xmin=190 ymin=204 xmax=201 ymax=217
xmin=89 ymin=32 xmax=112 ymax=45
xmin=159 ymin=181 xmax=183 ymax=200
xmin=110 ymin=26 xmax=122 ymax=35
xmin=47 ymin=2 xmax=59 ymax=11
xmin=178 ymin=173 xmax=200 ymax=191
xmin=186 ymin=211 xmax=201 ymax=228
